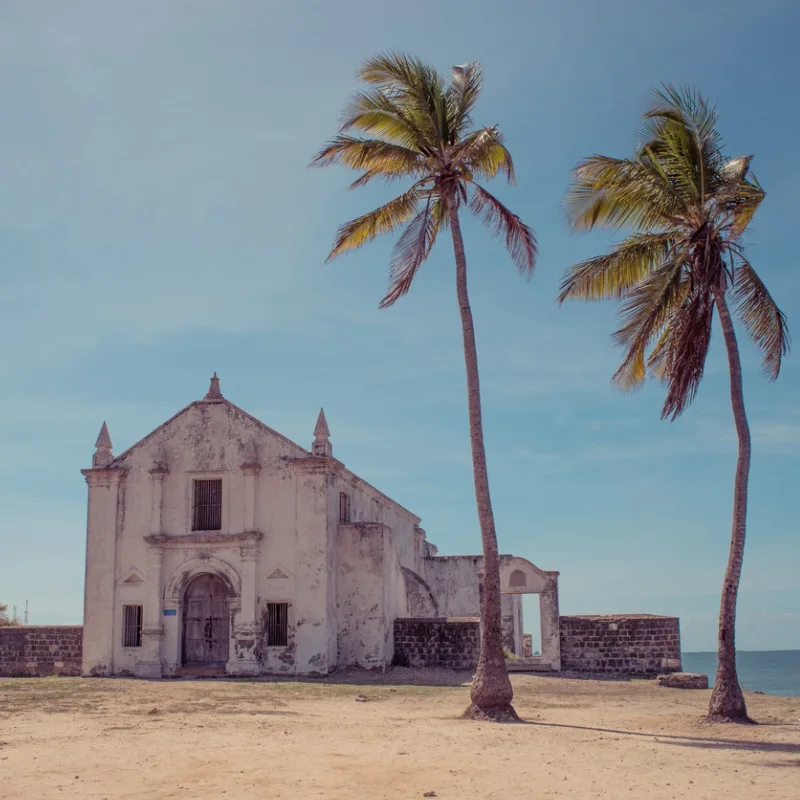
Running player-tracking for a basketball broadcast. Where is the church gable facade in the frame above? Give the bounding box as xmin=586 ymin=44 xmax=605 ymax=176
xmin=81 ymin=375 xmax=560 ymax=678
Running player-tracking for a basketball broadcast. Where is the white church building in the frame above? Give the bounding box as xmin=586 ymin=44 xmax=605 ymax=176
xmin=81 ymin=375 xmax=560 ymax=678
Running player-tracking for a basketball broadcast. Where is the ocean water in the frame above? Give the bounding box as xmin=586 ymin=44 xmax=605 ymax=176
xmin=681 ymin=650 xmax=800 ymax=697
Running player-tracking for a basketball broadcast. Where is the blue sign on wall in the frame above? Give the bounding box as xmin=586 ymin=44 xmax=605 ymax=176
xmin=163 ymin=609 xmax=177 ymax=616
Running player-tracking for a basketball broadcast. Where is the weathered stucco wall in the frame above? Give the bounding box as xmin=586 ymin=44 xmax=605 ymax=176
xmin=336 ymin=523 xmax=406 ymax=669
xmin=392 ymin=618 xmax=480 ymax=669
xmin=402 ymin=567 xmax=439 ymax=617
xmin=559 ymin=615 xmax=681 ymax=676
xmin=82 ymin=390 xmax=426 ymax=679
xmin=335 ymin=473 xmax=422 ymax=574
xmin=0 ymin=626 xmax=83 ymax=677
xmin=83 ymin=399 xmax=344 ymax=677
xmin=421 ymin=555 xmax=558 ymax=661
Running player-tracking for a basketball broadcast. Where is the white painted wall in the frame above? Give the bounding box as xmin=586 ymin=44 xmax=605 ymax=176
xmin=82 ymin=395 xmax=421 ymax=677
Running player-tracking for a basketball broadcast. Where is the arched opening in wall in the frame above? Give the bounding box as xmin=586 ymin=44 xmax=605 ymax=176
xmin=522 ymin=595 xmax=542 ymax=657
xmin=499 ymin=591 xmax=541 ymax=658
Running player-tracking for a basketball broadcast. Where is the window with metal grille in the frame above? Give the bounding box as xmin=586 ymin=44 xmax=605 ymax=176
xmin=339 ymin=491 xmax=350 ymax=523
xmin=192 ymin=479 xmax=222 ymax=531
xmin=122 ymin=604 xmax=143 ymax=647
xmin=265 ymin=602 xmax=289 ymax=647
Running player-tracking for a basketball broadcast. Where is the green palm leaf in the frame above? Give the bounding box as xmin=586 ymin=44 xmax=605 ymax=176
xmin=326 ymin=186 xmax=421 ymax=260
xmin=558 ymin=232 xmax=674 ymax=302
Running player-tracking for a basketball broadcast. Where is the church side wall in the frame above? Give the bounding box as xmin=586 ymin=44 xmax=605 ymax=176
xmin=335 ymin=522 xmax=408 ymax=669
xmin=336 ymin=474 xmax=421 ymax=573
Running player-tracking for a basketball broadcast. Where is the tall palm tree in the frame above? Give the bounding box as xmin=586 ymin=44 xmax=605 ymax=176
xmin=558 ymin=86 xmax=789 ymax=722
xmin=311 ymin=53 xmax=537 ymax=720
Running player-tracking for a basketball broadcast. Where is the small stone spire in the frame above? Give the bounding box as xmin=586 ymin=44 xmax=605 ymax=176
xmin=204 ymin=372 xmax=224 ymax=401
xmin=92 ymin=422 xmax=114 ymax=468
xmin=312 ymin=408 xmax=332 ymax=457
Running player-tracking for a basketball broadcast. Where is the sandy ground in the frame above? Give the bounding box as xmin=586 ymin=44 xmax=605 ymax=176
xmin=1 ymin=671 xmax=798 ymax=800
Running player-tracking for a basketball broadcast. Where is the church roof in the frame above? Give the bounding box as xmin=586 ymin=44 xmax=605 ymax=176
xmin=104 ymin=376 xmax=421 ymax=524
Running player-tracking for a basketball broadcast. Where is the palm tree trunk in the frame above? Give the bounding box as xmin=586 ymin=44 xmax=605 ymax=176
xmin=447 ymin=201 xmax=516 ymax=721
xmin=708 ymin=286 xmax=752 ymax=723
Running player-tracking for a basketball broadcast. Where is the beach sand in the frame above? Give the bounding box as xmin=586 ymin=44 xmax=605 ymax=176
xmin=1 ymin=670 xmax=798 ymax=799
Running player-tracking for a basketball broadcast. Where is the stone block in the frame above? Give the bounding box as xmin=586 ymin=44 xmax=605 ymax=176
xmin=655 ymin=672 xmax=709 ymax=690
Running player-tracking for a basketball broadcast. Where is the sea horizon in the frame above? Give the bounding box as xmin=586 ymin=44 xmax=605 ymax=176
xmin=681 ymin=649 xmax=800 ymax=697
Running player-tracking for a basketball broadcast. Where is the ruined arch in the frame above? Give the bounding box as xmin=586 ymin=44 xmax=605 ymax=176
xmin=401 ymin=567 xmax=439 ymax=618
xmin=499 ymin=556 xmax=553 ymax=594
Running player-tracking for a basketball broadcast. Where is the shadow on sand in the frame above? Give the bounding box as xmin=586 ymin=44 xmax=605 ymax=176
xmin=524 ymin=720 xmax=800 ymax=755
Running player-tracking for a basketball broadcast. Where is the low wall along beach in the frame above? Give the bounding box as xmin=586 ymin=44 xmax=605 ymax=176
xmin=0 ymin=626 xmax=83 ymax=677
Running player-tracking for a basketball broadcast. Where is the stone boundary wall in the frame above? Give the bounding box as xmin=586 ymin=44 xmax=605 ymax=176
xmin=0 ymin=626 xmax=83 ymax=677
xmin=393 ymin=618 xmax=480 ymax=670
xmin=559 ymin=615 xmax=681 ymax=676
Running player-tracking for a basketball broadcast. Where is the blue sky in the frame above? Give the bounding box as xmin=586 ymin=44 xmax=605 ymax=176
xmin=1 ymin=0 xmax=797 ymax=651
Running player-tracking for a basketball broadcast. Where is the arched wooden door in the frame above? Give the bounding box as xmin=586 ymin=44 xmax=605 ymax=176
xmin=183 ymin=574 xmax=230 ymax=667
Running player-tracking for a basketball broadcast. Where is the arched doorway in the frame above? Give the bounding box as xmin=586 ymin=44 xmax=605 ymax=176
xmin=182 ymin=574 xmax=230 ymax=667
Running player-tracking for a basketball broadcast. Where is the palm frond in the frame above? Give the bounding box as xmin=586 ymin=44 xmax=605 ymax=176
xmin=357 ymin=53 xmax=446 ymax=147
xmin=646 ymin=313 xmax=680 ymax=381
xmin=379 ymin=198 xmax=443 ymax=308
xmin=446 ymin=62 xmax=483 ymax=141
xmin=558 ymin=232 xmax=675 ymax=302
xmin=468 ymin=184 xmax=537 ymax=274
xmin=642 ymin=84 xmax=723 ymax=204
xmin=611 ymin=257 xmax=687 ymax=389
xmin=717 ymin=173 xmax=765 ymax=236
xmin=659 ymin=288 xmax=715 ymax=420
xmin=732 ymin=257 xmax=790 ymax=380
xmin=310 ymin=135 xmax=425 ymax=177
xmin=340 ymin=88 xmax=433 ymax=152
xmin=347 ymin=168 xmax=422 ymax=189
xmin=358 ymin=52 xmax=436 ymax=94
xmin=566 ymin=155 xmax=680 ymax=231
xmin=326 ymin=186 xmax=421 ymax=261
xmin=453 ymin=126 xmax=514 ymax=182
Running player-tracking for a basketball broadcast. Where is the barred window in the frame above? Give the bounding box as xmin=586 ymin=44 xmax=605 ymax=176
xmin=339 ymin=491 xmax=351 ymax=523
xmin=266 ymin=603 xmax=289 ymax=647
xmin=192 ymin=479 xmax=222 ymax=531
xmin=122 ymin=604 xmax=143 ymax=647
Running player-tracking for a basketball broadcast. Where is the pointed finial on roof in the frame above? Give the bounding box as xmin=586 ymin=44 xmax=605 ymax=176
xmin=312 ymin=408 xmax=332 ymax=457
xmin=204 ymin=372 xmax=224 ymax=401
xmin=314 ymin=408 xmax=330 ymax=438
xmin=92 ymin=421 xmax=114 ymax=468
xmin=95 ymin=421 xmax=112 ymax=450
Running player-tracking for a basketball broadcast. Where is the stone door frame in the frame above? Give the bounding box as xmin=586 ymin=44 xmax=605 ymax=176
xmin=162 ymin=556 xmax=242 ymax=675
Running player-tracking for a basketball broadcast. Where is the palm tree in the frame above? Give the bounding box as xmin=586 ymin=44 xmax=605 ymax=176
xmin=311 ymin=53 xmax=536 ymax=720
xmin=558 ymin=86 xmax=789 ymax=722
